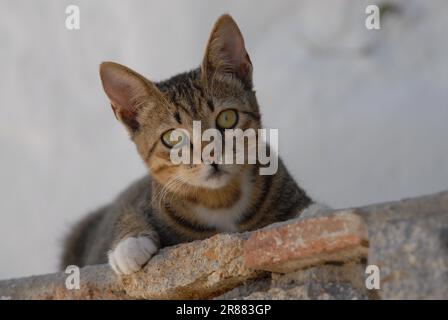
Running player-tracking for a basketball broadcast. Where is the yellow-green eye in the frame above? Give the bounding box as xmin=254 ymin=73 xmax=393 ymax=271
xmin=216 ymin=109 xmax=239 ymax=129
xmin=161 ymin=129 xmax=186 ymax=148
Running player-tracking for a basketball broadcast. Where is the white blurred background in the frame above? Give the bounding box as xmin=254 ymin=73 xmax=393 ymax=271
xmin=1 ymin=0 xmax=447 ymax=279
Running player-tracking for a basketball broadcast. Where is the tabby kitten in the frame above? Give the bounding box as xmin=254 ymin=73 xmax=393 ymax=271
xmin=61 ymin=14 xmax=313 ymax=275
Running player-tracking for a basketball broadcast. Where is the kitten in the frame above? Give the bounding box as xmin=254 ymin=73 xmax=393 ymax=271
xmin=61 ymin=14 xmax=314 ymax=275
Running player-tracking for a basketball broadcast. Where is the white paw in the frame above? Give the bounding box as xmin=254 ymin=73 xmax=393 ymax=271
xmin=108 ymin=237 xmax=157 ymax=275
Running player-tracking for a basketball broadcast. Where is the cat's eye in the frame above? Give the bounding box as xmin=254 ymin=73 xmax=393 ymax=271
xmin=161 ymin=129 xmax=187 ymax=148
xmin=216 ymin=109 xmax=239 ymax=129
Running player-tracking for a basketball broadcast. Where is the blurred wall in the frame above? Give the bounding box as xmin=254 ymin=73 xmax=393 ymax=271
xmin=1 ymin=0 xmax=447 ymax=279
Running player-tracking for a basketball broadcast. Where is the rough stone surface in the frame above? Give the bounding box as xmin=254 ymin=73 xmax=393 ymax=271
xmin=244 ymin=211 xmax=369 ymax=273
xmin=217 ymin=263 xmax=371 ymax=300
xmin=1 ymin=191 xmax=448 ymax=300
xmin=0 ymin=264 xmax=126 ymax=300
xmin=214 ymin=277 xmax=272 ymax=300
xmin=0 ymin=233 xmax=260 ymax=300
xmin=121 ymin=233 xmax=261 ymax=299
xmin=358 ymin=191 xmax=448 ymax=299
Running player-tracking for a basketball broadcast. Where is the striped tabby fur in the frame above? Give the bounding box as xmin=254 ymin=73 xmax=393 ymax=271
xmin=61 ymin=14 xmax=313 ymax=274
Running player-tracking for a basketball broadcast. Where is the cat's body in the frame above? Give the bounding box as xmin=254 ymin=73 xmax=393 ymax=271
xmin=61 ymin=15 xmax=314 ymax=275
xmin=62 ymin=160 xmax=310 ymax=268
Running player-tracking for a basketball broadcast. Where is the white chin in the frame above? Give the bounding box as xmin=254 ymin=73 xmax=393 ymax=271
xmin=188 ymin=174 xmax=231 ymax=189
xmin=203 ymin=176 xmax=230 ymax=189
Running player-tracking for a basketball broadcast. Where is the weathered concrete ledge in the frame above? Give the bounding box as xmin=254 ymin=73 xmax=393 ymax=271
xmin=0 ymin=264 xmax=126 ymax=300
xmin=1 ymin=190 xmax=447 ymax=300
xmin=0 ymin=233 xmax=262 ymax=300
xmin=244 ymin=211 xmax=369 ymax=273
xmin=121 ymin=233 xmax=262 ymax=299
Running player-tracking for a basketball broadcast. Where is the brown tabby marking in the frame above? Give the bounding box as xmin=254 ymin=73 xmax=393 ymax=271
xmin=61 ymin=14 xmax=313 ymax=273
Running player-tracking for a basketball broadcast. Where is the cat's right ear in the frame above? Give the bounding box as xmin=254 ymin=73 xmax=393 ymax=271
xmin=99 ymin=62 xmax=163 ymax=133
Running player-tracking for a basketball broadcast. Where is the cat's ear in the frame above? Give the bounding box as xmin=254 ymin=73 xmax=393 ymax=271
xmin=99 ymin=62 xmax=163 ymax=133
xmin=202 ymin=14 xmax=253 ymax=89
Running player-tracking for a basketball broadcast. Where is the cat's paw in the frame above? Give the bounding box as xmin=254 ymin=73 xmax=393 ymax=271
xmin=108 ymin=237 xmax=158 ymax=275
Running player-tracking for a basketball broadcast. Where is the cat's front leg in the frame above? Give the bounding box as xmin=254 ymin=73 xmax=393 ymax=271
xmin=108 ymin=212 xmax=160 ymax=275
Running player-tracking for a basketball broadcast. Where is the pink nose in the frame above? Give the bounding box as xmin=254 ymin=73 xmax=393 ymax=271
xmin=204 ymin=155 xmax=216 ymax=164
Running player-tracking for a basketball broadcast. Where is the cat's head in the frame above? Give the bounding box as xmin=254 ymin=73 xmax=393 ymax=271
xmin=99 ymin=14 xmax=261 ymax=192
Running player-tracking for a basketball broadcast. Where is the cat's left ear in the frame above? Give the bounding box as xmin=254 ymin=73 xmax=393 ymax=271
xmin=202 ymin=14 xmax=253 ymax=89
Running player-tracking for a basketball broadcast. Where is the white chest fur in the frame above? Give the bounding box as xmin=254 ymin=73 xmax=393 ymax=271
xmin=192 ymin=172 xmax=253 ymax=232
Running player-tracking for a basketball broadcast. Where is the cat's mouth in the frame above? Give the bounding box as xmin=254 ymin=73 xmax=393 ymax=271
xmin=197 ymin=164 xmax=231 ymax=189
xmin=185 ymin=164 xmax=235 ymax=189
xmin=207 ymin=163 xmax=228 ymax=179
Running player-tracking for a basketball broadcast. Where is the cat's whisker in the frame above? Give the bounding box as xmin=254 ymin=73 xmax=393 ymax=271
xmin=153 ymin=175 xmax=178 ymax=210
xmin=166 ymin=175 xmax=189 ymax=206
xmin=158 ymin=174 xmax=185 ymax=209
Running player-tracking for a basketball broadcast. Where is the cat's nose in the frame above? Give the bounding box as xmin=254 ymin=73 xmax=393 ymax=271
xmin=210 ymin=163 xmax=220 ymax=172
xmin=202 ymin=147 xmax=222 ymax=164
xmin=203 ymin=154 xmax=217 ymax=164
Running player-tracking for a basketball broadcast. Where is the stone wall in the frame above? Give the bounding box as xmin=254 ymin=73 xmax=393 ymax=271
xmin=1 ymin=191 xmax=447 ymax=300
